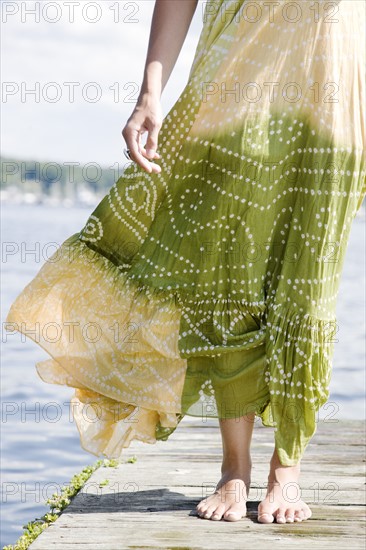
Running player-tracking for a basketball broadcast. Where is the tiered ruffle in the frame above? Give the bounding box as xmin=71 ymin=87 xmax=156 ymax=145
xmin=5 ymin=232 xmax=338 ymax=465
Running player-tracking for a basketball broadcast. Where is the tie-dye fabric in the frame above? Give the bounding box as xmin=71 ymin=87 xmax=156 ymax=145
xmin=6 ymin=0 xmax=365 ymax=465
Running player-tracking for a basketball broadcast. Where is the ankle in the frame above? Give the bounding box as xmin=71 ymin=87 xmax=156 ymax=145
xmin=270 ymin=459 xmax=301 ymax=474
xmin=268 ymin=459 xmax=301 ymax=485
xmin=270 ymin=450 xmax=301 ymax=471
xmin=221 ymin=454 xmax=252 ymax=475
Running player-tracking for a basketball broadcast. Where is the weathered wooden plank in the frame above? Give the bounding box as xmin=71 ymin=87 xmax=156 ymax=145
xmin=28 ymin=419 xmax=365 ymax=550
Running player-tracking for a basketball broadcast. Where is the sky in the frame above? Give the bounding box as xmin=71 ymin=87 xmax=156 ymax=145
xmin=1 ymin=0 xmax=205 ymax=167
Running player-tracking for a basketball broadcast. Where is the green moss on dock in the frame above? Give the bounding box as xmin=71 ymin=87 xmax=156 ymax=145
xmin=3 ymin=457 xmax=132 ymax=550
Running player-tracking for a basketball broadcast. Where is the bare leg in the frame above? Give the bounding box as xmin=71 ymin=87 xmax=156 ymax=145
xmin=257 ymin=446 xmax=312 ymax=523
xmin=196 ymin=412 xmax=254 ymax=521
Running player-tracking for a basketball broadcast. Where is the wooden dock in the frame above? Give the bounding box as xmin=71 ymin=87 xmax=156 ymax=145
xmin=29 ymin=418 xmax=365 ymax=549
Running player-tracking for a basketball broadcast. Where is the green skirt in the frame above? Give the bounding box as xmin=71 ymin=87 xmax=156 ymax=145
xmin=6 ymin=0 xmax=366 ymax=466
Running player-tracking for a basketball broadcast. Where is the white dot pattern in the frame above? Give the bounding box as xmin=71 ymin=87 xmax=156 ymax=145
xmin=5 ymin=0 xmax=366 ymax=466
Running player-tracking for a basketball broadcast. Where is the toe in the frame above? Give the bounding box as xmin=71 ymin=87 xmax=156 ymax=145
xmin=257 ymin=512 xmax=274 ymax=524
xmin=274 ymin=507 xmax=287 ymax=524
xmin=257 ymin=502 xmax=274 ymax=524
xmin=196 ymin=505 xmax=208 ymax=517
xmin=202 ymin=505 xmax=217 ymax=519
xmin=301 ymin=506 xmax=312 ymax=520
xmin=294 ymin=509 xmax=305 ymax=522
xmin=285 ymin=512 xmax=295 ymax=523
xmin=196 ymin=501 xmax=207 ymax=514
xmin=302 ymin=504 xmax=312 ymax=520
xmin=223 ymin=510 xmax=243 ymax=521
xmin=211 ymin=504 xmax=226 ymax=521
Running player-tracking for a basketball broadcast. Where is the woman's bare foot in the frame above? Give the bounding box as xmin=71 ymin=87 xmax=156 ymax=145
xmin=196 ymin=462 xmax=251 ymax=521
xmin=258 ymin=447 xmax=312 ymax=524
xmin=196 ymin=413 xmax=255 ymax=521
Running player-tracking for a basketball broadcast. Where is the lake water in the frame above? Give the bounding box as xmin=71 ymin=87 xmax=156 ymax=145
xmin=1 ymin=204 xmax=365 ymax=546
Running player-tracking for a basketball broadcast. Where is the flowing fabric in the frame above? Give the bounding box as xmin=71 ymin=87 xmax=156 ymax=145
xmin=5 ymin=0 xmax=365 ymax=466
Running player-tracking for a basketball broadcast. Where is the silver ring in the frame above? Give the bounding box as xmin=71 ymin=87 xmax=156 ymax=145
xmin=123 ymin=148 xmax=133 ymax=160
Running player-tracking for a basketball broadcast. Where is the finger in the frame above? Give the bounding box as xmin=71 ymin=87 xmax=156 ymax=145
xmin=124 ymin=128 xmax=161 ymax=174
xmin=140 ymin=143 xmax=161 ymax=160
xmin=137 ymin=128 xmax=146 ymax=155
xmin=144 ymin=125 xmax=161 ymax=159
xmin=138 ymin=129 xmax=161 ymax=160
xmin=137 ymin=135 xmax=161 ymax=166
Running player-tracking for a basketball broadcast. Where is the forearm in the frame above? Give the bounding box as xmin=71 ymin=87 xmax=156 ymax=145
xmin=139 ymin=0 xmax=199 ymax=99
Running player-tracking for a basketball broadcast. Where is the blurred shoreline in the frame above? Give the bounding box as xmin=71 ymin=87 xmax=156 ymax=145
xmin=0 ymin=155 xmax=128 ymax=209
xmin=0 ymin=185 xmax=105 ymax=208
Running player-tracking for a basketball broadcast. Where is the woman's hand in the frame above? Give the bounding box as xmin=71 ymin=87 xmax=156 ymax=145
xmin=121 ymin=0 xmax=198 ymax=174
xmin=122 ymin=92 xmax=163 ymax=174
